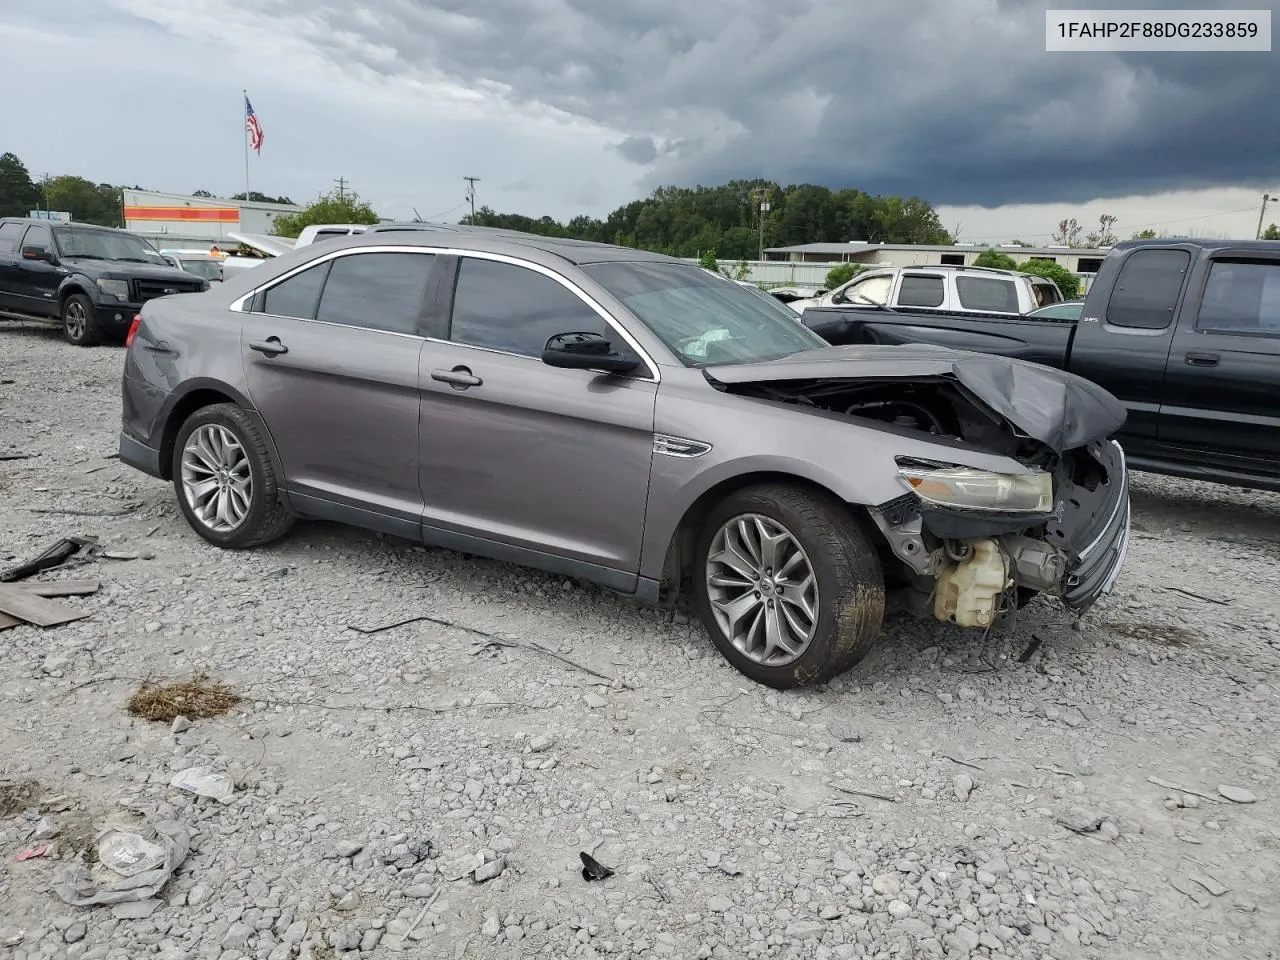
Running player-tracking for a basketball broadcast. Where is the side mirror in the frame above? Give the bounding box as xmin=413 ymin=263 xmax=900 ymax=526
xmin=22 ymin=245 xmax=53 ymax=262
xmin=542 ymin=331 xmax=639 ymax=374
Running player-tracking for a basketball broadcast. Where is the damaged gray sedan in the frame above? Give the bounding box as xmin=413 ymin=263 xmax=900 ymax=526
xmin=117 ymin=227 xmax=1130 ymax=689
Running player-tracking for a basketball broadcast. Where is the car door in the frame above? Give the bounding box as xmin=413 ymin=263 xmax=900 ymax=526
xmin=13 ymin=223 xmax=61 ymax=317
xmin=0 ymin=221 xmax=27 ymax=313
xmin=239 ymin=248 xmax=436 ymax=535
xmin=1159 ymin=254 xmax=1280 ymax=472
xmin=417 ymin=253 xmax=658 ymax=586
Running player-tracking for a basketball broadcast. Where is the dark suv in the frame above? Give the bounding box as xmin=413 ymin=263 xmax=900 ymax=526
xmin=0 ymin=218 xmax=208 ymax=345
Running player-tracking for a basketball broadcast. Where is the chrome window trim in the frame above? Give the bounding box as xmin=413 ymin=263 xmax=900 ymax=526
xmin=229 ymin=245 xmax=661 ymax=383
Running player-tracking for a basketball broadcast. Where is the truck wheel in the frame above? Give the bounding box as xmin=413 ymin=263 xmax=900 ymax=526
xmin=61 ymin=293 xmax=104 ymax=347
xmin=693 ymin=484 xmax=885 ymax=689
xmin=171 ymin=403 xmax=294 ymax=549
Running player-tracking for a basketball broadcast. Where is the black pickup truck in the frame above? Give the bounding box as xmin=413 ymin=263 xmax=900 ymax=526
xmin=802 ymin=238 xmax=1280 ymax=492
xmin=0 ymin=217 xmax=208 ymax=346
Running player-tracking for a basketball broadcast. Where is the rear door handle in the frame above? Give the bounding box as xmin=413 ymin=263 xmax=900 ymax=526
xmin=431 ymin=366 xmax=482 ymax=388
xmin=249 ymin=337 xmax=288 ymax=357
xmin=1184 ymin=351 xmax=1219 ymax=366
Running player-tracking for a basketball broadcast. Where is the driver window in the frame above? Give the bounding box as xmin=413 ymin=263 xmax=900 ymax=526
xmin=841 ymin=274 xmax=891 ymax=305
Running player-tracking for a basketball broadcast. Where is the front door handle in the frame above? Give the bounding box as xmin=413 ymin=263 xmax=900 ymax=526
xmin=249 ymin=337 xmax=288 ymax=357
xmin=1184 ymin=351 xmax=1219 ymax=366
xmin=431 ymin=366 xmax=482 ymax=388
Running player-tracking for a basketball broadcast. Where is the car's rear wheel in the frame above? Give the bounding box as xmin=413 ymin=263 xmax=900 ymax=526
xmin=62 ymin=293 xmax=104 ymax=347
xmin=171 ymin=403 xmax=294 ymax=549
xmin=693 ymin=483 xmax=885 ymax=689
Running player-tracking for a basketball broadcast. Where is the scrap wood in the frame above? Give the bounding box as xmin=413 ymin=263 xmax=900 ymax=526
xmin=27 ymin=504 xmax=140 ymax=518
xmin=1169 ymin=876 xmax=1211 ymax=908
xmin=0 ymin=537 xmax=99 ymax=583
xmin=1147 ymin=776 xmax=1222 ymax=804
xmin=349 ymin=612 xmax=631 ymax=688
xmin=942 ymin=754 xmax=989 ymax=771
xmin=0 ymin=452 xmax=35 ymax=461
xmin=0 ymin=586 xmax=92 ymax=628
xmin=10 ymin=578 xmax=100 ymax=597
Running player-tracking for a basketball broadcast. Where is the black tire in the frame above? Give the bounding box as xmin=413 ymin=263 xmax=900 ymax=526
xmin=171 ymin=403 xmax=295 ymax=549
xmin=692 ymin=483 xmax=885 ymax=689
xmin=61 ymin=293 xmax=104 ymax=347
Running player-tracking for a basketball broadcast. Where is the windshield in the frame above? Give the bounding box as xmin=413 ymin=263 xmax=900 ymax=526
xmin=581 ymin=261 xmax=827 ymax=366
xmin=53 ymin=227 xmax=168 ymax=264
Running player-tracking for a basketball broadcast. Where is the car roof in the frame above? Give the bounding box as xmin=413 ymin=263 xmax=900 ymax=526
xmin=355 ymin=222 xmax=681 ymax=266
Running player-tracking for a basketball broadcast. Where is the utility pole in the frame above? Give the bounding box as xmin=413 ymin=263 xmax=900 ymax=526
xmin=752 ymin=187 xmax=771 ymax=261
xmin=333 ymin=177 xmax=349 ymax=201
xmin=1256 ymin=193 xmax=1273 ymax=239
xmin=464 ymin=177 xmax=480 ymax=219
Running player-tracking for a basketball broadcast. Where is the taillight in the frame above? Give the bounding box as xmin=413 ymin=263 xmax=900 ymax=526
xmin=125 ymin=314 xmax=141 ymax=347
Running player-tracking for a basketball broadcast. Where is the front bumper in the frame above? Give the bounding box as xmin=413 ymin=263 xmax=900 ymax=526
xmin=93 ymin=302 xmax=141 ymax=330
xmin=1061 ymin=462 xmax=1131 ymax=612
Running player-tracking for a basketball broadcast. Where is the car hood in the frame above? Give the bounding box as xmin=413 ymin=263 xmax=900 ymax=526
xmin=61 ymin=257 xmax=201 ymax=283
xmin=702 ymin=343 xmax=1127 ymax=453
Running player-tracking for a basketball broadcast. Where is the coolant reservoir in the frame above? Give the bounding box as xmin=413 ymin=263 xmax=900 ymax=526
xmin=934 ymin=538 xmax=1010 ymax=628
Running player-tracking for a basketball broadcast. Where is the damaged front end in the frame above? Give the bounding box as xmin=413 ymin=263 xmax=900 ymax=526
xmin=704 ymin=346 xmax=1132 ymax=629
xmin=870 ymin=438 xmax=1130 ymax=627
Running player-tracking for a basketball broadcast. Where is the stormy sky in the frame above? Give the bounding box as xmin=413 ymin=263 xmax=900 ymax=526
xmin=2 ymin=0 xmax=1277 ymax=240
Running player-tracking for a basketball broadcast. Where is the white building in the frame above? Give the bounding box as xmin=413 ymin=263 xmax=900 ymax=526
xmin=122 ymin=189 xmax=302 ymax=250
xmin=763 ymin=241 xmax=1110 ymax=275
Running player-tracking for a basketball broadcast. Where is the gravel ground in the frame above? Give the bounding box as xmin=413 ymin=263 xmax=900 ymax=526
xmin=1 ymin=322 xmax=1278 ymax=960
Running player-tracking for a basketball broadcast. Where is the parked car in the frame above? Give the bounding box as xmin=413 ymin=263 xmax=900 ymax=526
xmin=160 ymin=249 xmax=225 ymax=283
xmin=0 ymin=218 xmax=208 ymax=345
xmin=786 ymin=264 xmax=1065 ymax=316
xmin=117 ymin=227 xmax=1131 ymax=689
xmin=801 ymin=238 xmax=1280 ymax=492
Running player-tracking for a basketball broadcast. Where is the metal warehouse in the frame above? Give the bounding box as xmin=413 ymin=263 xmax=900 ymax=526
xmin=121 ymin=189 xmax=302 ymax=250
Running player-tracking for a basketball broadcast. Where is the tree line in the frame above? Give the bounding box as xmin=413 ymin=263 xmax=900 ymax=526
xmin=459 ymin=180 xmax=953 ymax=260
xmin=0 ymin=151 xmax=293 ymax=227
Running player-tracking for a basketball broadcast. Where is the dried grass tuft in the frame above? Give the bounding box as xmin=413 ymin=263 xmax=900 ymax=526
xmin=126 ymin=673 xmax=241 ymax=722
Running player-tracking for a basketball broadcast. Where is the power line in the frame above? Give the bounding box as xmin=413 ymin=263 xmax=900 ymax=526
xmin=423 ymin=202 xmax=467 ymax=221
xmin=990 ymin=204 xmax=1265 ymax=243
xmin=333 ymin=177 xmax=348 ymax=200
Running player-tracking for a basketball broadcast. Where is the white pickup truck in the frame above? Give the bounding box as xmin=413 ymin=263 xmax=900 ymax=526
xmin=786 ymin=264 xmax=1065 ymax=316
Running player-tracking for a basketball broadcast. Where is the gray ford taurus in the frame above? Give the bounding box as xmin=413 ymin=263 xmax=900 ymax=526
xmin=118 ymin=225 xmax=1131 ymax=689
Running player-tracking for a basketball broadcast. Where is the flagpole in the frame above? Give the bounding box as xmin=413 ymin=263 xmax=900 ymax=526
xmin=242 ymin=89 xmax=250 ymax=199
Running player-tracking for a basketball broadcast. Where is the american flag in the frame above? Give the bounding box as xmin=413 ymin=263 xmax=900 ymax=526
xmin=245 ymin=94 xmax=264 ymax=154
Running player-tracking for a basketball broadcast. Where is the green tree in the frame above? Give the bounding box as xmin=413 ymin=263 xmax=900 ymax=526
xmin=0 ymin=152 xmax=41 ymax=218
xmin=1262 ymin=224 xmax=1280 ymax=240
xmin=1016 ymin=259 xmax=1080 ymax=299
xmin=272 ymin=189 xmax=379 ymax=237
xmin=1084 ymin=214 xmax=1118 ymax=247
xmin=43 ymin=176 xmax=122 ymax=226
xmin=233 ymin=191 xmax=295 ymax=205
xmin=825 ymin=263 xmax=862 ymax=288
xmin=698 ymin=248 xmax=719 ymax=272
xmin=1051 ymin=218 xmax=1083 ymax=247
xmin=973 ymin=248 xmax=1018 ymax=270
xmin=1131 ymin=228 xmax=1158 ymax=239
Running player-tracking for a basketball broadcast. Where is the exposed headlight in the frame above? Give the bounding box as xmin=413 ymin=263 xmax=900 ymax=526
xmin=96 ymin=279 xmax=130 ymax=300
xmin=898 ymin=463 xmax=1054 ymax=514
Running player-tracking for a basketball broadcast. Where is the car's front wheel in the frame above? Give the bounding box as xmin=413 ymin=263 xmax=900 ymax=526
xmin=61 ymin=293 xmax=104 ymax=347
xmin=171 ymin=403 xmax=294 ymax=549
xmin=693 ymin=483 xmax=885 ymax=689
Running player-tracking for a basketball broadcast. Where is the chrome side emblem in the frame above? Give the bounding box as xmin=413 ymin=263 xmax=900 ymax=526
xmin=653 ymin=434 xmax=711 ymax=458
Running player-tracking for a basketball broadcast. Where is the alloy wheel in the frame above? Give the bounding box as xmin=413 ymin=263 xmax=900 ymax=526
xmin=705 ymin=513 xmax=820 ymax=666
xmin=180 ymin=424 xmax=252 ymax=532
xmin=64 ymin=301 xmax=86 ymax=340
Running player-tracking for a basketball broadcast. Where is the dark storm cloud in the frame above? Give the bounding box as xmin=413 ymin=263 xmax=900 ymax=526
xmin=257 ymin=0 xmax=1279 ymax=205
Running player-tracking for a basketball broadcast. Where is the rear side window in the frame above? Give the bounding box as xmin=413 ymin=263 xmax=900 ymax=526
xmin=956 ymin=276 xmax=1019 ymax=313
xmin=897 ymin=274 xmax=944 ymax=308
xmin=315 ymin=252 xmax=434 ymax=334
xmin=1106 ymin=249 xmax=1189 ymax=329
xmin=449 ymin=257 xmax=606 ymax=357
xmin=261 ymin=263 xmax=329 ymax=319
xmin=1196 ymin=261 xmax=1280 ymax=336
xmin=0 ymin=221 xmax=24 ymax=254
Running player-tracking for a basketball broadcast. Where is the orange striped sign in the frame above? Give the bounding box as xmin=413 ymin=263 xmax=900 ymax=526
xmin=124 ymin=206 xmax=240 ymax=222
